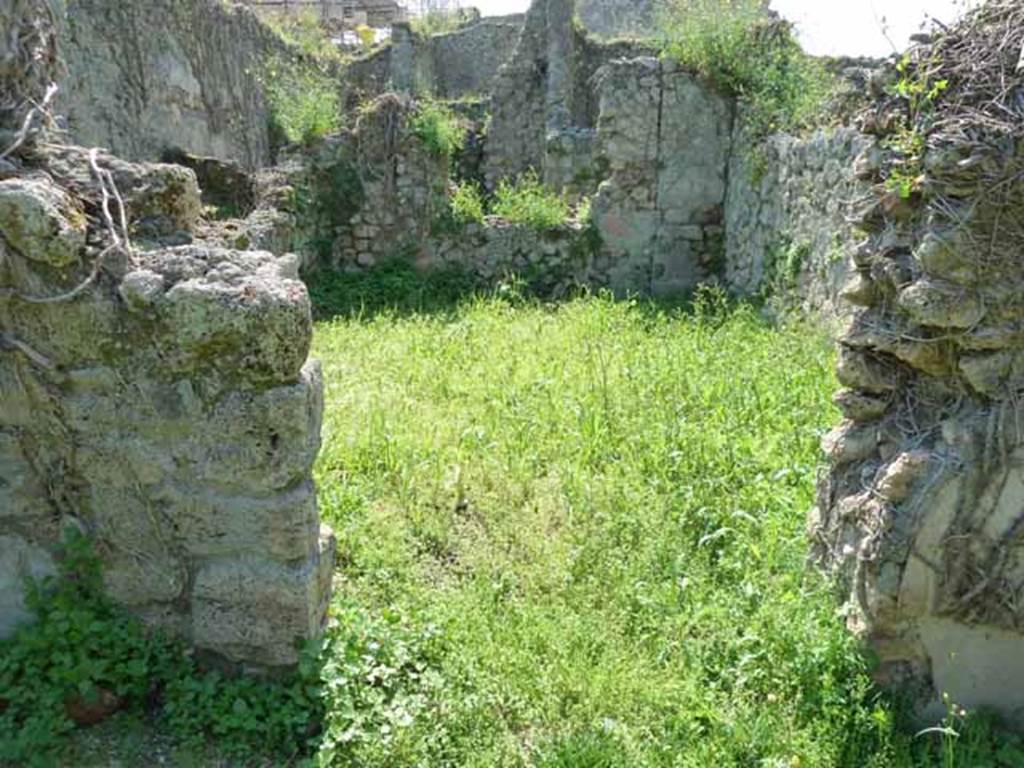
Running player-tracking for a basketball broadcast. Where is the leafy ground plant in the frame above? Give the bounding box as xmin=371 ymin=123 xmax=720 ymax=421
xmin=0 ymin=530 xmax=323 ymax=766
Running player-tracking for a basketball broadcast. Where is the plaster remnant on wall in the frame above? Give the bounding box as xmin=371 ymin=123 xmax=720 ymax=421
xmin=591 ymin=57 xmax=732 ymax=296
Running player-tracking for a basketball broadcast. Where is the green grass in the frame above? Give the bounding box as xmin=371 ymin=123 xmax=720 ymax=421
xmin=308 ymin=287 xmax=1023 ymax=767
xmin=40 ymin=284 xmax=1024 ymax=765
xmin=493 ymin=172 xmax=572 ymax=230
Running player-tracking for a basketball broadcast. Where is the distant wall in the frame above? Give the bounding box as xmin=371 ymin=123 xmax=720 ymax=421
xmin=483 ymin=0 xmax=653 ymax=190
xmin=387 ymin=16 xmax=523 ymax=100
xmin=725 ymin=123 xmax=867 ymax=316
xmin=575 ymin=0 xmax=657 ymax=38
xmin=61 ymin=0 xmax=282 ymax=168
xmin=591 ymin=57 xmax=732 ymax=296
xmin=427 ymin=17 xmax=524 ymax=99
xmin=345 ymin=44 xmax=394 ymax=112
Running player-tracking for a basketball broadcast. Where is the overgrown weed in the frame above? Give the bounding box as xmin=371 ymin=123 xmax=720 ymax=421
xmin=409 ymin=101 xmax=467 ymax=159
xmin=493 ymin=170 xmax=572 ymax=230
xmin=659 ymin=0 xmax=833 ymax=138
xmin=260 ymin=53 xmax=341 ymax=147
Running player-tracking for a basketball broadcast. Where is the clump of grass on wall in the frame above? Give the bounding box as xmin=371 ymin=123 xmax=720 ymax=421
xmin=449 ymin=180 xmax=486 ymax=224
xmin=261 ymin=54 xmax=341 ymax=146
xmin=409 ymin=101 xmax=467 ymax=159
xmin=659 ymin=0 xmax=833 ymax=137
xmin=493 ymin=171 xmax=571 ymax=230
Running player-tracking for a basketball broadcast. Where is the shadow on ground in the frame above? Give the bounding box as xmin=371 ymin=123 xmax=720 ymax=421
xmin=303 ymin=259 xmax=723 ymax=322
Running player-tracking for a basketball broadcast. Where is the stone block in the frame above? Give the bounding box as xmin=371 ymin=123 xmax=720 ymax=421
xmin=177 ymin=360 xmax=323 ymax=493
xmin=898 ymin=279 xmax=985 ymax=329
xmin=0 ymin=178 xmax=85 ymax=268
xmin=0 ymin=432 xmax=51 ymax=521
xmin=145 ymin=246 xmax=313 ymax=385
xmin=191 ymin=526 xmax=335 ymax=667
xmin=103 ymin=552 xmax=187 ymax=607
xmin=160 ymin=481 xmax=320 ymax=561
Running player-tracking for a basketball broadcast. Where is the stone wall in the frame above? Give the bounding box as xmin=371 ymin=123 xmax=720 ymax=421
xmin=483 ymin=0 xmax=653 ymax=191
xmin=0 ymin=143 xmax=333 ymax=669
xmin=314 ymin=72 xmax=731 ymax=299
xmin=590 ymin=57 xmax=732 ymax=296
xmin=344 ymin=45 xmax=394 ymax=113
xmin=576 ymin=0 xmax=657 ymax=38
xmin=483 ymin=1 xmax=551 ymax=187
xmin=422 ymin=218 xmax=594 ymax=295
xmin=329 ymin=95 xmax=451 ymax=269
xmin=812 ymin=3 xmax=1024 ymax=725
xmin=349 ymin=16 xmax=523 ymax=108
xmin=424 ymin=16 xmax=525 ymax=99
xmin=60 ymin=0 xmax=283 ymax=169
xmin=725 ymin=123 xmax=868 ymax=316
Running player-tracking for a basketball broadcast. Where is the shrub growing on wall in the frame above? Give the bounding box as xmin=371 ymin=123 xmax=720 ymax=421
xmin=449 ymin=180 xmax=486 ymax=224
xmin=261 ymin=53 xmax=342 ymax=147
xmin=409 ymin=101 xmax=467 ymax=159
xmin=659 ymin=0 xmax=832 ymax=137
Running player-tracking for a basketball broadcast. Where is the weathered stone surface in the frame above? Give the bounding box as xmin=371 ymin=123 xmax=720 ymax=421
xmin=898 ymin=279 xmax=985 ymax=329
xmin=822 ymin=422 xmax=878 ymax=466
xmin=591 ymin=58 xmax=731 ymax=296
xmin=725 ymin=123 xmax=869 ymax=318
xmin=0 ymin=178 xmax=86 ymax=267
xmin=388 ymin=16 xmax=524 ymax=100
xmin=159 ymin=481 xmax=321 ymax=562
xmin=191 ymin=527 xmax=335 ymax=667
xmin=959 ymin=349 xmax=1024 ymax=396
xmin=875 ymin=450 xmax=932 ymax=503
xmin=483 ymin=0 xmax=654 ymax=190
xmin=0 ymin=147 xmax=333 ymax=667
xmin=0 ymin=535 xmax=57 ymax=638
xmin=836 ymin=346 xmax=897 ymax=394
xmin=148 ymin=249 xmax=312 ymax=384
xmin=576 ymin=0 xmax=656 ymax=38
xmin=0 ymin=432 xmax=52 ymax=522
xmin=60 ymin=0 xmax=285 ymax=168
xmin=41 ymin=146 xmax=203 ymax=237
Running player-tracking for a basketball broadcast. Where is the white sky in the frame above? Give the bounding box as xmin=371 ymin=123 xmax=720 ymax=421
xmin=467 ymin=0 xmax=979 ymax=57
